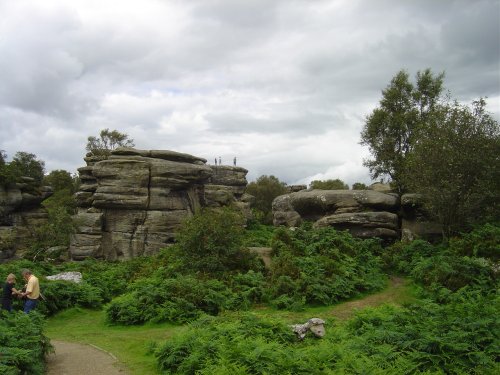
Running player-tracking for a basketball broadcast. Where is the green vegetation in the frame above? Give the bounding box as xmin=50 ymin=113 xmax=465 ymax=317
xmin=246 ymin=175 xmax=287 ymax=224
xmin=361 ymin=69 xmax=445 ymax=194
xmin=0 ymin=150 xmax=45 ymax=186
xmin=361 ymin=68 xmax=499 ymax=236
xmin=86 ymin=128 xmax=135 ymax=156
xmin=0 ymin=311 xmax=52 ymax=375
xmin=45 ymin=308 xmax=182 ymax=375
xmin=103 ymin=210 xmax=387 ymax=325
xmin=310 ymin=178 xmax=349 ymax=190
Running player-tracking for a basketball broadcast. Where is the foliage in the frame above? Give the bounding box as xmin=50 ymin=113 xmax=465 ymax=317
xmin=0 ymin=311 xmax=52 ymax=375
xmin=360 ymin=69 xmax=444 ymax=193
xmin=351 ymin=182 xmax=368 ymax=190
xmin=268 ymin=226 xmax=386 ymax=308
xmin=25 ymin=204 xmax=76 ymax=260
xmin=246 ymin=175 xmax=287 ymax=224
xmin=168 ymin=207 xmax=262 ymax=275
xmin=0 ymin=150 xmax=16 ymax=186
xmin=406 ymin=99 xmax=500 ymax=236
xmin=8 ymin=151 xmax=46 ymax=185
xmin=154 ymin=314 xmax=298 ymax=374
xmin=346 ymin=290 xmax=499 ymax=374
xmin=86 ymin=128 xmax=135 ymax=156
xmin=105 ymin=276 xmax=239 ymax=325
xmin=310 ymin=178 xmax=348 ymax=190
xmin=43 ymin=169 xmax=78 ymax=193
xmin=449 ymin=223 xmax=500 ymax=260
xmin=242 ymin=222 xmax=276 ymax=247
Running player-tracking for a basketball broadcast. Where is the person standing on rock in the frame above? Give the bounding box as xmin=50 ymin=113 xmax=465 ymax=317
xmin=20 ymin=269 xmax=40 ymax=313
xmin=1 ymin=273 xmax=19 ymax=312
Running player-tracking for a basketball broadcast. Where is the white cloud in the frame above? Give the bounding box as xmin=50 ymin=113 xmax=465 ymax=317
xmin=0 ymin=0 xmax=498 ymax=184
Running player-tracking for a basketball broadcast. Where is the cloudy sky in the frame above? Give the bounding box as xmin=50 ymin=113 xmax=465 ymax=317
xmin=0 ymin=0 xmax=499 ymax=186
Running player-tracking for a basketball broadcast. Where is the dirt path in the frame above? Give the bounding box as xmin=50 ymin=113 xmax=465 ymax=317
xmin=46 ymin=340 xmax=128 ymax=375
xmin=329 ymin=276 xmax=408 ymax=320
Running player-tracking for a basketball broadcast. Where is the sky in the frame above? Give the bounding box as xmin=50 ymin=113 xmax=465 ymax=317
xmin=0 ymin=0 xmax=499 ymax=187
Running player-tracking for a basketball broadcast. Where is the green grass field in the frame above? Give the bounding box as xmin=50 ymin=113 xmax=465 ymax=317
xmin=45 ymin=277 xmax=414 ymax=375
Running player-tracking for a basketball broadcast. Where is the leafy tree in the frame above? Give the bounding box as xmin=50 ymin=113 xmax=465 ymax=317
xmin=0 ymin=150 xmax=16 ymax=186
xmin=246 ymin=175 xmax=287 ymax=224
xmin=310 ymin=178 xmax=348 ymax=190
xmin=406 ymin=99 xmax=499 ymax=237
xmin=43 ymin=169 xmax=77 ymax=193
xmin=172 ymin=207 xmax=259 ymax=275
xmin=8 ymin=151 xmax=45 ymax=184
xmin=86 ymin=128 xmax=135 ymax=156
xmin=360 ymin=69 xmax=444 ymax=193
xmin=352 ymin=182 xmax=368 ymax=190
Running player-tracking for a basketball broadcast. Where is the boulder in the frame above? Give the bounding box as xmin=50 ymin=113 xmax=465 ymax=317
xmin=46 ymin=271 xmax=82 ymax=283
xmin=273 ymin=190 xmax=399 ymax=239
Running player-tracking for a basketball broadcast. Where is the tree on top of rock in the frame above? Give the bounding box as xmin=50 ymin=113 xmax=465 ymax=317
xmin=86 ymin=128 xmax=135 ymax=156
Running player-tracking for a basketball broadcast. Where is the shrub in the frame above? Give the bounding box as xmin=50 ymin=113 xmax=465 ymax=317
xmin=105 ymin=276 xmax=237 ymax=325
xmin=166 ymin=207 xmax=263 ymax=275
xmin=449 ymin=223 xmax=500 ymax=260
xmin=268 ymin=226 xmax=386 ymax=307
xmin=347 ymin=290 xmax=499 ymax=374
xmin=0 ymin=311 xmax=52 ymax=375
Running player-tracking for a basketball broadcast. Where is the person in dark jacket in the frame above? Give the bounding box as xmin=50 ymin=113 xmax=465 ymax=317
xmin=1 ymin=273 xmax=19 ymax=312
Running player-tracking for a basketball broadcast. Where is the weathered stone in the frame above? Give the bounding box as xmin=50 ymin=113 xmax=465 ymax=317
xmin=273 ymin=190 xmax=399 ymax=239
xmin=314 ymin=211 xmax=399 ymax=239
xmin=46 ymin=271 xmax=82 ymax=283
xmin=208 ymin=166 xmax=248 ymax=186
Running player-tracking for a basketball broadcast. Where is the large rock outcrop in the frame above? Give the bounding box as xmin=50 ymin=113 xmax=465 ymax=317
xmin=273 ymin=189 xmax=400 ymax=240
xmin=0 ymin=178 xmax=53 ymax=261
xmin=273 ymin=189 xmax=442 ymax=241
xmin=205 ymin=165 xmax=253 ymax=219
xmin=70 ymin=148 xmax=213 ymax=261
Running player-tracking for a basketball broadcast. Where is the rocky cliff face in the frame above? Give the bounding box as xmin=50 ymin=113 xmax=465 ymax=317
xmin=0 ymin=178 xmax=52 ymax=261
xmin=272 ymin=189 xmax=441 ymax=241
xmin=70 ymin=148 xmax=251 ymax=261
xmin=205 ymin=165 xmax=253 ymax=219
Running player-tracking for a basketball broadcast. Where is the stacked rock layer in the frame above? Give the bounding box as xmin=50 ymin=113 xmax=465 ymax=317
xmin=70 ymin=148 xmax=251 ymax=261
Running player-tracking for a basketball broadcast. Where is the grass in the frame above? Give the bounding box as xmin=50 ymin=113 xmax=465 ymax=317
xmin=45 ymin=276 xmax=415 ymax=375
xmin=45 ymin=308 xmax=186 ymax=375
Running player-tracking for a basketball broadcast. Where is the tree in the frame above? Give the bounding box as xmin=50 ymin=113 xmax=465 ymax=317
xmin=352 ymin=182 xmax=368 ymax=190
xmin=406 ymin=99 xmax=499 ymax=237
xmin=172 ymin=207 xmax=259 ymax=274
xmin=86 ymin=128 xmax=135 ymax=156
xmin=9 ymin=152 xmax=45 ymax=184
xmin=310 ymin=179 xmax=348 ymax=190
xmin=0 ymin=150 xmax=16 ymax=186
xmin=360 ymin=69 xmax=444 ymax=193
xmin=246 ymin=175 xmax=287 ymax=224
xmin=43 ymin=170 xmax=77 ymax=193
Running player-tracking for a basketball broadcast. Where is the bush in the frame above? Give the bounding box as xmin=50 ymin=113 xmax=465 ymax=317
xmin=0 ymin=311 xmax=52 ymax=375
xmin=449 ymin=223 xmax=500 ymax=260
xmin=268 ymin=226 xmax=386 ymax=307
xmin=154 ymin=314 xmax=298 ymax=374
xmin=105 ymin=276 xmax=238 ymax=325
xmin=347 ymin=290 xmax=499 ymax=374
xmin=166 ymin=207 xmax=263 ymax=275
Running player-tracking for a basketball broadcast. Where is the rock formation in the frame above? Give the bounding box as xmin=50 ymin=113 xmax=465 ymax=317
xmin=70 ymin=148 xmax=252 ymax=261
xmin=273 ymin=189 xmax=400 ymax=240
xmin=0 ymin=178 xmax=52 ymax=261
xmin=205 ymin=165 xmax=253 ymax=219
xmin=272 ymin=189 xmax=441 ymax=241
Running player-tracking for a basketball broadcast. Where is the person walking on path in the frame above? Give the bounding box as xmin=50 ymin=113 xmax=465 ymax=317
xmin=20 ymin=269 xmax=40 ymax=313
xmin=1 ymin=273 xmax=19 ymax=312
